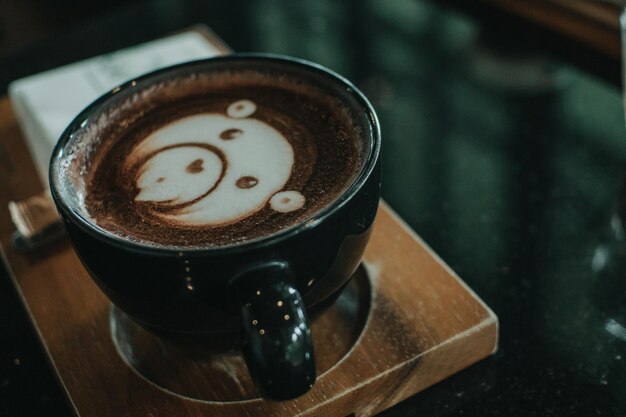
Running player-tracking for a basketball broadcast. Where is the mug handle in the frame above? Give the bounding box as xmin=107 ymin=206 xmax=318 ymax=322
xmin=232 ymin=262 xmax=316 ymax=401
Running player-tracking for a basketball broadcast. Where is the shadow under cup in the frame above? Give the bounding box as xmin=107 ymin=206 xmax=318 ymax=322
xmin=49 ymin=54 xmax=381 ymax=401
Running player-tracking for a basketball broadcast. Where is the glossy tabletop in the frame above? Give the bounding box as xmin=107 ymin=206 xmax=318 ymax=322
xmin=1 ymin=0 xmax=625 ymax=415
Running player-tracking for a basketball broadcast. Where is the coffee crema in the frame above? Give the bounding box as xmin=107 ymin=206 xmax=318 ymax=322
xmin=70 ymin=67 xmax=365 ymax=247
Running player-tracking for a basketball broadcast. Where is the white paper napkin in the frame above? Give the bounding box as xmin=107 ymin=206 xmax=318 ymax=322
xmin=9 ymin=29 xmax=225 ymax=183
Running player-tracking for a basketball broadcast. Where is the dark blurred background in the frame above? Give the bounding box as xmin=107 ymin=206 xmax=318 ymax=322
xmin=0 ymin=0 xmax=622 ymax=92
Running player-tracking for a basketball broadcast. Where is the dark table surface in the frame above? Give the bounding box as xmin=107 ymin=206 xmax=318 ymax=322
xmin=1 ymin=1 xmax=626 ymax=416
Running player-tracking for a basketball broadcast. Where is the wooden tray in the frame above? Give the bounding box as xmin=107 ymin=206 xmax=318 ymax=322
xmin=0 ymin=98 xmax=498 ymax=417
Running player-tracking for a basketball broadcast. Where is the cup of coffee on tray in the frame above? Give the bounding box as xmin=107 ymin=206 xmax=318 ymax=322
xmin=49 ymin=54 xmax=381 ymax=401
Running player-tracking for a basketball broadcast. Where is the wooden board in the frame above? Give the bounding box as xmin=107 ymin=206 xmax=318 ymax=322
xmin=0 ymin=97 xmax=498 ymax=417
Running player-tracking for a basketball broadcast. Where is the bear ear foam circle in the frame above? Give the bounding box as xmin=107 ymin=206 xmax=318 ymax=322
xmin=270 ymin=191 xmax=305 ymax=213
xmin=227 ymin=100 xmax=257 ymax=118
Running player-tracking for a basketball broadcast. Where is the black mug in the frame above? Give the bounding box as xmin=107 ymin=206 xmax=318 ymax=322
xmin=49 ymin=54 xmax=381 ymax=401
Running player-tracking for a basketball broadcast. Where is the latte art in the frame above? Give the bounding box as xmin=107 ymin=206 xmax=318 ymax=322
xmin=76 ymin=68 xmax=366 ymax=247
xmin=129 ymin=100 xmax=305 ymax=226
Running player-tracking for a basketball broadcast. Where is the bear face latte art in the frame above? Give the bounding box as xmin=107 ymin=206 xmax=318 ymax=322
xmin=64 ymin=66 xmax=367 ymax=247
xmin=122 ymin=99 xmax=304 ymax=225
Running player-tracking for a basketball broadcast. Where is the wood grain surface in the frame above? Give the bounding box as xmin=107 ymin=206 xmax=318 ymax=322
xmin=0 ymin=97 xmax=498 ymax=417
xmin=482 ymin=0 xmax=620 ymax=59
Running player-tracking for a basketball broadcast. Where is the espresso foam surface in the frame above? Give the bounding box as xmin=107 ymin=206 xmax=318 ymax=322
xmin=72 ymin=67 xmax=367 ymax=247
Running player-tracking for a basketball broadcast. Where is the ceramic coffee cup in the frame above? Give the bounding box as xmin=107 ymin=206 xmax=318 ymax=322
xmin=49 ymin=54 xmax=381 ymax=400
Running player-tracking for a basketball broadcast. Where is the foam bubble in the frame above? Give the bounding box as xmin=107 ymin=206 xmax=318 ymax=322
xmin=270 ymin=191 xmax=305 ymax=213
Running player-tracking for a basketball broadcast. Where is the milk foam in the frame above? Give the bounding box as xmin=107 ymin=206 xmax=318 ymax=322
xmin=128 ymin=100 xmax=306 ymax=226
xmin=78 ymin=68 xmax=366 ymax=247
xmin=136 ymin=146 xmax=223 ymax=204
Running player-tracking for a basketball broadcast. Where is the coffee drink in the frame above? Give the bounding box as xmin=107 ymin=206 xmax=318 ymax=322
xmin=50 ymin=56 xmax=381 ymax=400
xmin=58 ymin=65 xmax=368 ymax=248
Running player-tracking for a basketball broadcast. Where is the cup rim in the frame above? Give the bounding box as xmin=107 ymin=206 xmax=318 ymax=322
xmin=49 ymin=53 xmax=381 ymax=257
